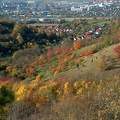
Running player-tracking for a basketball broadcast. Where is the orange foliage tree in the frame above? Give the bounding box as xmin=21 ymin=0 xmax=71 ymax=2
xmin=113 ymin=45 xmax=120 ymax=57
xmin=47 ymin=49 xmax=53 ymax=57
xmin=81 ymin=50 xmax=93 ymax=56
xmin=25 ymin=67 xmax=35 ymax=73
xmin=56 ymin=47 xmax=62 ymax=54
xmin=98 ymin=59 xmax=105 ymax=70
xmin=62 ymin=47 xmax=70 ymax=55
xmin=74 ymin=39 xmax=83 ymax=50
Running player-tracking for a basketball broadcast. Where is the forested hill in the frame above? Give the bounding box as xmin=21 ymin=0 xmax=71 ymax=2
xmin=0 ymin=19 xmax=60 ymax=56
xmin=0 ymin=18 xmax=120 ymax=120
xmin=0 ymin=18 xmax=119 ymax=57
xmin=0 ymin=18 xmax=120 ymax=78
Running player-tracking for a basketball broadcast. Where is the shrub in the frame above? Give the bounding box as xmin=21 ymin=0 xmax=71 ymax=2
xmin=31 ymin=61 xmax=39 ymax=66
xmin=81 ymin=51 xmax=86 ymax=56
xmin=113 ymin=45 xmax=120 ymax=57
xmin=47 ymin=49 xmax=53 ymax=57
xmin=69 ymin=54 xmax=75 ymax=60
xmin=74 ymin=39 xmax=83 ymax=50
xmin=40 ymin=59 xmax=47 ymax=65
xmin=55 ymin=47 xmax=62 ymax=54
xmin=0 ymin=70 xmax=8 ymax=76
xmin=35 ymin=74 xmax=42 ymax=81
xmin=54 ymin=71 xmax=60 ymax=77
xmin=98 ymin=59 xmax=105 ymax=70
xmin=91 ymin=44 xmax=98 ymax=53
xmin=62 ymin=47 xmax=70 ymax=55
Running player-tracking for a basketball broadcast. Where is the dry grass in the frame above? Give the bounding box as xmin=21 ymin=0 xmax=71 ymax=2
xmin=63 ymin=17 xmax=110 ymax=21
xmin=53 ymin=43 xmax=120 ymax=82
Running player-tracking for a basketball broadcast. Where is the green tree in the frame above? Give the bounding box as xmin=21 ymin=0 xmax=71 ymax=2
xmin=0 ymin=86 xmax=14 ymax=119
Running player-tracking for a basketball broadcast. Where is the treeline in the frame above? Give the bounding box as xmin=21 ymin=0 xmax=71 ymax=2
xmin=0 ymin=18 xmax=117 ymax=56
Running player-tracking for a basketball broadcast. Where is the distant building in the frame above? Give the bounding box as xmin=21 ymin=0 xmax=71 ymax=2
xmin=71 ymin=6 xmax=87 ymax=11
xmin=39 ymin=18 xmax=55 ymax=22
xmin=98 ymin=3 xmax=104 ymax=7
xmin=27 ymin=1 xmax=35 ymax=4
xmin=71 ymin=6 xmax=82 ymax=11
xmin=9 ymin=17 xmax=20 ymax=21
xmin=40 ymin=11 xmax=49 ymax=15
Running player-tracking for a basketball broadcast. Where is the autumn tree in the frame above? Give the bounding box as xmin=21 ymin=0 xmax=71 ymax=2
xmin=74 ymin=39 xmax=83 ymax=50
xmin=11 ymin=22 xmax=23 ymax=39
xmin=98 ymin=58 xmax=106 ymax=71
xmin=55 ymin=47 xmax=62 ymax=54
xmin=16 ymin=33 xmax=24 ymax=44
xmin=113 ymin=45 xmax=120 ymax=58
xmin=47 ymin=49 xmax=53 ymax=57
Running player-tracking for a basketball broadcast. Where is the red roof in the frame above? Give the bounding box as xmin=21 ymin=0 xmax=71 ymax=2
xmin=96 ymin=29 xmax=101 ymax=32
xmin=86 ymin=36 xmax=91 ymax=39
xmin=86 ymin=31 xmax=92 ymax=35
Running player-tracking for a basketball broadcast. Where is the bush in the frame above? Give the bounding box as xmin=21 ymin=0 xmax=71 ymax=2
xmin=0 ymin=70 xmax=8 ymax=76
xmin=0 ymin=86 xmax=14 ymax=119
xmin=113 ymin=45 xmax=120 ymax=57
xmin=98 ymin=59 xmax=106 ymax=70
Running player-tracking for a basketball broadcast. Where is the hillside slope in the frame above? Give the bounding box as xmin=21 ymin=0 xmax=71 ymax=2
xmin=2 ymin=42 xmax=119 ymax=120
xmin=45 ymin=42 xmax=120 ymax=83
xmin=0 ymin=19 xmax=120 ymax=120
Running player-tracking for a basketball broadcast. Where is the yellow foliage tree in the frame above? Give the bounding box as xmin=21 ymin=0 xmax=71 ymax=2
xmin=77 ymin=88 xmax=83 ymax=94
xmin=48 ymin=81 xmax=59 ymax=89
xmin=16 ymin=33 xmax=24 ymax=44
xmin=64 ymin=82 xmax=73 ymax=94
xmin=35 ymin=74 xmax=42 ymax=81
xmin=28 ymin=82 xmax=39 ymax=90
xmin=39 ymin=55 xmax=44 ymax=60
xmin=38 ymin=85 xmax=53 ymax=101
xmin=81 ymin=80 xmax=86 ymax=87
xmin=11 ymin=68 xmax=18 ymax=77
xmin=15 ymin=85 xmax=27 ymax=100
xmin=73 ymin=81 xmax=80 ymax=90
xmin=84 ymin=81 xmax=92 ymax=89
xmin=54 ymin=71 xmax=59 ymax=77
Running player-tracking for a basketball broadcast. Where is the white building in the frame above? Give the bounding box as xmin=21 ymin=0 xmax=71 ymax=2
xmin=98 ymin=3 xmax=104 ymax=7
xmin=71 ymin=7 xmax=82 ymax=11
xmin=27 ymin=1 xmax=35 ymax=4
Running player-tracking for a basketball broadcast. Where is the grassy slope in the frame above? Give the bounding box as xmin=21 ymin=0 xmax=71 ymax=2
xmin=42 ymin=43 xmax=120 ymax=84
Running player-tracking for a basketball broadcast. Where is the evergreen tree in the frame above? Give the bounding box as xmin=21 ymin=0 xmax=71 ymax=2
xmin=0 ymin=86 xmax=14 ymax=119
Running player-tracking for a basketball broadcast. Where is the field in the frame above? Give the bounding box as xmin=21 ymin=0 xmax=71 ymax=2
xmin=63 ymin=17 xmax=111 ymax=21
xmin=27 ymin=18 xmax=111 ymax=28
xmin=28 ymin=23 xmax=60 ymax=27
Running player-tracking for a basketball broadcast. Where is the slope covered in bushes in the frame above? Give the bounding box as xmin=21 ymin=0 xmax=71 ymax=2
xmin=0 ymin=18 xmax=120 ymax=120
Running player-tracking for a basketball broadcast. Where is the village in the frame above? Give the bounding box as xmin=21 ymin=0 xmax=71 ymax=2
xmin=0 ymin=0 xmax=120 ymax=22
